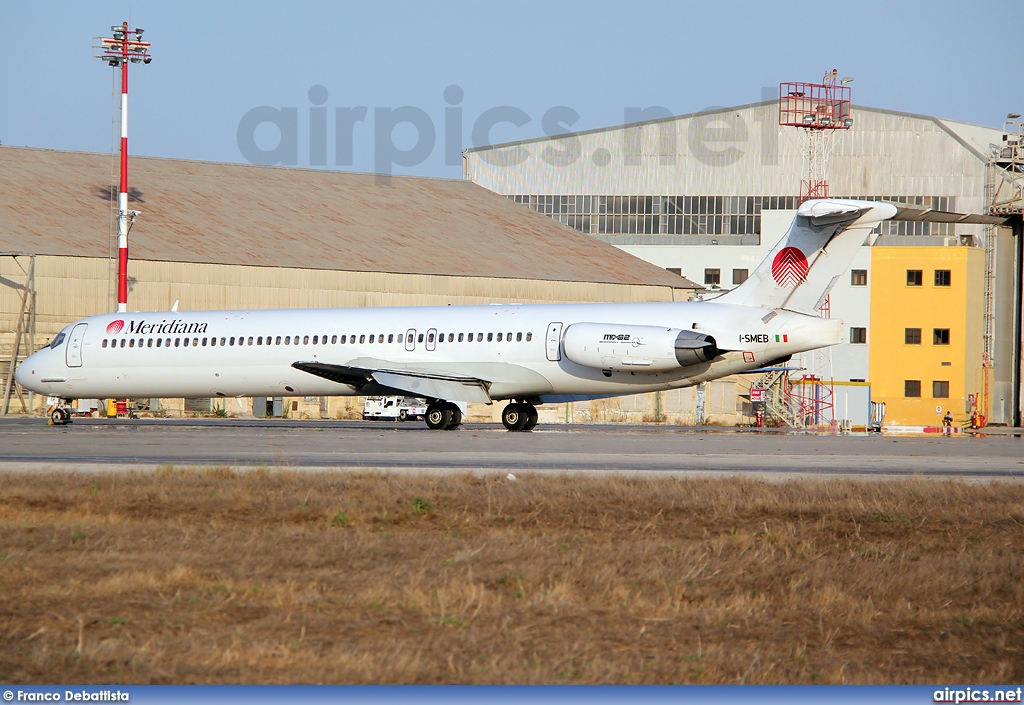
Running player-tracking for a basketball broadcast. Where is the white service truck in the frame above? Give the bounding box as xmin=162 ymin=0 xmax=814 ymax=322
xmin=362 ymin=396 xmax=428 ymax=421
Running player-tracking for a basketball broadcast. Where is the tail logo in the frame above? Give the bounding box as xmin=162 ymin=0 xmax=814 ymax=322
xmin=771 ymin=247 xmax=809 ymax=288
xmin=106 ymin=319 xmax=125 ymax=335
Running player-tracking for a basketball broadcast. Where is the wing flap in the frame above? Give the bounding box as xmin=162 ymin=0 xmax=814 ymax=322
xmin=292 ymin=361 xmax=492 ymax=403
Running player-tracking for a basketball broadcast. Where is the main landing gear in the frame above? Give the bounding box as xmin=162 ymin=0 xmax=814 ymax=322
xmin=502 ymin=402 xmax=538 ymax=432
xmin=424 ymin=401 xmax=463 ymax=431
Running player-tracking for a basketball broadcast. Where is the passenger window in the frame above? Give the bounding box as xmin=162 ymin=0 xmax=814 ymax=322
xmin=256 ymin=337 xmax=262 ymax=345
xmin=487 ymin=333 xmax=493 ymax=342
xmin=102 ymin=339 xmax=108 ymax=348
xmin=331 ymin=335 xmax=337 ymax=344
xmin=156 ymin=339 xmax=162 ymax=347
xmin=517 ymin=332 xmax=522 ymax=342
xmin=193 ymin=338 xmax=199 ymax=347
xmin=303 ymin=335 xmax=309 ymax=345
xmin=370 ymin=335 xmax=376 ymax=343
xmin=166 ymin=338 xmax=171 ymax=347
xmin=477 ymin=333 xmax=483 ymax=342
xmin=397 ymin=334 xmax=403 ymax=343
xmin=526 ymin=332 xmax=533 ymax=342
xmin=174 ymin=338 xmax=180 ymax=347
xmin=147 ymin=339 xmax=153 ymax=347
xmin=507 ymin=332 xmax=512 ymax=341
xmin=129 ymin=339 xmax=135 ymax=348
xmin=230 ymin=337 xmax=236 ymax=345
xmin=497 ymin=332 xmax=503 ymax=342
xmin=248 ymin=337 xmax=254 ymax=345
xmin=211 ymin=338 xmax=217 ymax=347
xmin=182 ymin=338 xmax=188 ymax=347
xmin=437 ymin=332 xmax=443 ymax=343
xmin=388 ymin=334 xmax=394 ymax=343
xmin=202 ymin=338 xmax=208 ymax=346
xmin=359 ymin=334 xmax=365 ymax=343
xmin=312 ymin=335 xmax=318 ymax=344
xmin=275 ymin=336 xmax=282 ymax=345
xmin=418 ymin=333 xmax=424 ymax=343
xmin=458 ymin=333 xmax=464 ymax=342
xmin=428 ymin=333 xmax=435 ymax=343
xmin=284 ymin=336 xmax=290 ymax=345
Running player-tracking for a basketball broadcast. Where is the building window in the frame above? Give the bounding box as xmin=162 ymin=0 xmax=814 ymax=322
xmin=907 ymin=270 xmax=923 ymax=286
xmin=932 ymin=380 xmax=950 ymax=398
xmin=851 ymin=269 xmax=867 ymax=286
xmin=704 ymin=268 xmax=721 ymax=286
xmin=935 ymin=269 xmax=951 ymax=287
xmin=850 ymin=327 xmax=867 ymax=344
xmin=732 ymin=268 xmax=748 ymax=285
xmin=933 ymin=328 xmax=950 ymax=345
xmin=905 ymin=328 xmax=922 ymax=345
xmin=905 ymin=380 xmax=922 ymax=398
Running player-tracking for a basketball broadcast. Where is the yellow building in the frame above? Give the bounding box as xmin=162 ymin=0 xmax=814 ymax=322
xmin=869 ymin=246 xmax=985 ymax=428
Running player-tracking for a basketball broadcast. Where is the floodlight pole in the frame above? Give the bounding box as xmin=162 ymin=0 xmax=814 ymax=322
xmin=96 ymin=23 xmax=151 ymax=313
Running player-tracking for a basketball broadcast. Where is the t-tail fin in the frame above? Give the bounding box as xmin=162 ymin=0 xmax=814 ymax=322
xmin=717 ymin=199 xmax=897 ymax=312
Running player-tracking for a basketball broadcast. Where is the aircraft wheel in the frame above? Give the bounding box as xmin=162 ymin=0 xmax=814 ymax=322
xmin=502 ymin=403 xmax=528 ymax=432
xmin=50 ymin=408 xmax=70 ymax=426
xmin=425 ymin=404 xmax=452 ymax=430
xmin=444 ymin=403 xmax=462 ymax=430
xmin=399 ymin=409 xmax=408 ymax=421
xmin=521 ymin=404 xmax=539 ymax=431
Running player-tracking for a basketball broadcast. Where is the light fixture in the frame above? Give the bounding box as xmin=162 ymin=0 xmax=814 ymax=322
xmin=1009 ymin=113 xmax=1022 ymax=119
xmin=803 ymin=114 xmax=815 ymax=124
xmin=841 ymin=76 xmax=854 ymax=84
xmin=842 ymin=117 xmax=854 ymax=127
xmin=819 ymin=116 xmax=832 ymax=126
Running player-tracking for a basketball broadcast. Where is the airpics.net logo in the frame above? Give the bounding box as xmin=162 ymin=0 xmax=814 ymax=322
xmin=106 ymin=320 xmax=125 ymax=335
xmin=771 ymin=247 xmax=809 ymax=288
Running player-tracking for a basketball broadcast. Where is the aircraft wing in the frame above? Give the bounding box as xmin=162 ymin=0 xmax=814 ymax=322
xmin=291 ymin=361 xmax=493 ymax=403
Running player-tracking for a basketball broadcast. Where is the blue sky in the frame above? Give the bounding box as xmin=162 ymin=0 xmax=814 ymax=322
xmin=2 ymin=0 xmax=1021 ymax=177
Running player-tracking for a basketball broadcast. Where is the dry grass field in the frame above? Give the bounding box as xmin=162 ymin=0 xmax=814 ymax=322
xmin=0 ymin=468 xmax=1022 ymax=684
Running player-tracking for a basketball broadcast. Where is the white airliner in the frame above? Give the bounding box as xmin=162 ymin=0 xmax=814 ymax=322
xmin=17 ymin=199 xmax=897 ymax=431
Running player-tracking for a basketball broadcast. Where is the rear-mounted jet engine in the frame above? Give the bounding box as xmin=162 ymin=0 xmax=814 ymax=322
xmin=562 ymin=323 xmax=719 ymax=372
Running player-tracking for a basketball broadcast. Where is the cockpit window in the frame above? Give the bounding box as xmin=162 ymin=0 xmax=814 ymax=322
xmin=48 ymin=332 xmax=67 ymax=349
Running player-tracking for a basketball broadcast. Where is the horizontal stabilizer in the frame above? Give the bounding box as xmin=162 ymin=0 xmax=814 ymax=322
xmin=292 ymin=361 xmax=492 ymax=403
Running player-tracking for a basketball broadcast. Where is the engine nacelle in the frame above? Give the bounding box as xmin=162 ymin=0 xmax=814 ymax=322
xmin=562 ymin=323 xmax=719 ymax=372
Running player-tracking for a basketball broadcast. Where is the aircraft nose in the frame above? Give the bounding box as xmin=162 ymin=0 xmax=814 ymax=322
xmin=15 ymin=350 xmax=48 ymax=393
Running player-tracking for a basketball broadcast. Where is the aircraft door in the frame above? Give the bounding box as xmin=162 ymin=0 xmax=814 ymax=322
xmin=545 ymin=322 xmax=563 ymax=362
xmin=65 ymin=323 xmax=87 ymax=368
xmin=426 ymin=328 xmax=437 ymax=352
xmin=405 ymin=329 xmax=416 ymax=351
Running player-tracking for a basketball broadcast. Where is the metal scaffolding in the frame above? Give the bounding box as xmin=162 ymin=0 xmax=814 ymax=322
xmin=1 ymin=254 xmax=37 ymax=415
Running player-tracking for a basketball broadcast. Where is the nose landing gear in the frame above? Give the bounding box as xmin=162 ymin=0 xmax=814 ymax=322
xmin=47 ymin=402 xmax=72 ymax=426
xmin=502 ymin=402 xmax=538 ymax=432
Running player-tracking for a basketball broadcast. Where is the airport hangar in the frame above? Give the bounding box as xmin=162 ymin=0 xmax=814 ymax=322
xmin=0 ymin=145 xmax=701 ymax=421
xmin=464 ymin=101 xmax=1020 ymax=428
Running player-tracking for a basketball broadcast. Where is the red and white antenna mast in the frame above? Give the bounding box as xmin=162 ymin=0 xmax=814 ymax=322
xmin=779 ymin=69 xmax=853 ymax=203
xmin=94 ymin=23 xmax=152 ymax=313
xmin=777 ymin=70 xmax=854 ymax=429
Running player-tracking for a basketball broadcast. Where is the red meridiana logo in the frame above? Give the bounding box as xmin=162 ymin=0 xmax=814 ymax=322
xmin=106 ymin=319 xmax=125 ymax=335
xmin=771 ymin=247 xmax=809 ymax=288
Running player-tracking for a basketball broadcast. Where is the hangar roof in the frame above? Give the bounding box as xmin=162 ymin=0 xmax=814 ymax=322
xmin=0 ymin=146 xmax=696 ymax=290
